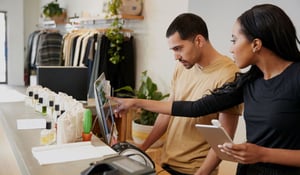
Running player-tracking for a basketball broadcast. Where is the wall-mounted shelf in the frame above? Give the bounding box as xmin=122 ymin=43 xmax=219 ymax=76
xmin=69 ymin=15 xmax=144 ymax=24
xmin=121 ymin=14 xmax=144 ymax=20
xmin=36 ymin=15 xmax=144 ymax=33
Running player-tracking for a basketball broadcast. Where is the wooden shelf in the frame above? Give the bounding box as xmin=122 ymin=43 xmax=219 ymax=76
xmin=121 ymin=14 xmax=144 ymax=20
xmin=69 ymin=15 xmax=144 ymax=24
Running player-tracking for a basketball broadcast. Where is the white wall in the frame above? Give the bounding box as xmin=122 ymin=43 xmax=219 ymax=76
xmin=41 ymin=0 xmax=104 ymax=18
xmin=0 ymin=0 xmax=24 ymax=85
xmin=188 ymin=0 xmax=300 ymax=58
xmin=133 ymin=0 xmax=187 ymax=93
xmin=24 ymin=0 xmax=40 ymax=60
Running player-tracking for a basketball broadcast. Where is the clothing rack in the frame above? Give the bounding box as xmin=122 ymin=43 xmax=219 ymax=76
xmin=24 ymin=29 xmax=64 ymax=85
xmin=27 ymin=18 xmax=136 ymax=100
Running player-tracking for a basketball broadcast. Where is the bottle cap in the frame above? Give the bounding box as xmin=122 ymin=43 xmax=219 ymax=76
xmin=34 ymin=94 xmax=39 ymax=100
xmin=28 ymin=91 xmax=33 ymax=97
xmin=39 ymin=97 xmax=43 ymax=104
xmin=49 ymin=100 xmax=54 ymax=107
xmin=54 ymin=104 xmax=60 ymax=111
xmin=46 ymin=121 xmax=52 ymax=129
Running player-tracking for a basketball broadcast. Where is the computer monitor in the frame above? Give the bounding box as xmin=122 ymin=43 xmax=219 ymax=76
xmin=36 ymin=66 xmax=88 ymax=101
xmin=94 ymin=73 xmax=118 ymax=145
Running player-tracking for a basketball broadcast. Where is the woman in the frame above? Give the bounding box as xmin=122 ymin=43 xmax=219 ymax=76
xmin=111 ymin=4 xmax=300 ymax=175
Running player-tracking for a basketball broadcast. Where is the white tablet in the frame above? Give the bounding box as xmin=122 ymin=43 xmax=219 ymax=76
xmin=195 ymin=122 xmax=235 ymax=162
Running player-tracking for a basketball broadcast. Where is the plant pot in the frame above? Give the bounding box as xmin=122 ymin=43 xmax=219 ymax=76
xmin=51 ymin=11 xmax=67 ymax=24
xmin=131 ymin=120 xmax=165 ymax=148
xmin=120 ymin=0 xmax=143 ymax=16
xmin=82 ymin=132 xmax=92 ymax=141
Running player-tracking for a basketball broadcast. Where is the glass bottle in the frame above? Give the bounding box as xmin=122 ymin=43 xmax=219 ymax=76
xmin=52 ymin=104 xmax=60 ymax=124
xmin=41 ymin=98 xmax=47 ymax=115
xmin=47 ymin=100 xmax=54 ymax=117
xmin=25 ymin=91 xmax=34 ymax=107
xmin=33 ymin=93 xmax=39 ymax=110
xmin=40 ymin=121 xmax=56 ymax=145
xmin=36 ymin=97 xmax=47 ymax=115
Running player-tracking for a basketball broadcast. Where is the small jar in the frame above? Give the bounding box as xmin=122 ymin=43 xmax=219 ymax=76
xmin=36 ymin=97 xmax=47 ymax=115
xmin=25 ymin=91 xmax=34 ymax=107
xmin=52 ymin=104 xmax=60 ymax=123
xmin=40 ymin=121 xmax=56 ymax=145
xmin=33 ymin=94 xmax=39 ymax=109
xmin=47 ymin=100 xmax=54 ymax=117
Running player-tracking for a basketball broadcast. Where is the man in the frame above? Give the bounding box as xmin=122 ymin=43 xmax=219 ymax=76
xmin=139 ymin=13 xmax=242 ymax=175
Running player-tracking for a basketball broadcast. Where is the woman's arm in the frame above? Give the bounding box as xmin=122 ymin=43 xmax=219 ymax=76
xmin=110 ymin=97 xmax=173 ymax=115
xmin=110 ymin=87 xmax=244 ymax=117
xmin=172 ymin=88 xmax=244 ymax=117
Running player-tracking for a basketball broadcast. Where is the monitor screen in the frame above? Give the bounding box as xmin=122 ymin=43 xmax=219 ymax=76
xmin=94 ymin=73 xmax=118 ymax=145
xmin=36 ymin=66 xmax=88 ymax=101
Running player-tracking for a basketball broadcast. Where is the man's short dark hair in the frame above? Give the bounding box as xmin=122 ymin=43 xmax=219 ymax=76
xmin=166 ymin=13 xmax=209 ymax=41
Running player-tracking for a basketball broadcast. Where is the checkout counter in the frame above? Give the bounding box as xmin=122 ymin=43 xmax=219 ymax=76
xmin=0 ymin=101 xmax=109 ymax=175
xmin=0 ymin=100 xmax=169 ymax=175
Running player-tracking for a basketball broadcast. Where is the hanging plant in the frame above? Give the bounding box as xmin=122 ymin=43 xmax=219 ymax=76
xmin=105 ymin=0 xmax=125 ymax=64
xmin=42 ymin=0 xmax=63 ymax=18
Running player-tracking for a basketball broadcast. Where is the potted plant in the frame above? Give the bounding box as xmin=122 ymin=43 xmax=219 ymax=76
xmin=105 ymin=0 xmax=125 ymax=64
xmin=115 ymin=71 xmax=169 ymax=147
xmin=42 ymin=0 xmax=66 ymax=24
xmin=82 ymin=109 xmax=93 ymax=141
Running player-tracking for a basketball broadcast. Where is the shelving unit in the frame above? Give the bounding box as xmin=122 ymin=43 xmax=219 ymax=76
xmin=38 ymin=15 xmax=143 ymax=31
xmin=69 ymin=15 xmax=144 ymax=25
xmin=120 ymin=14 xmax=144 ymax=20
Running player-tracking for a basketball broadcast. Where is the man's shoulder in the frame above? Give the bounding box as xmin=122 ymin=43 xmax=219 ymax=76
xmin=173 ymin=63 xmax=188 ymax=76
xmin=217 ymin=56 xmax=239 ymax=71
xmin=218 ymin=55 xmax=236 ymax=65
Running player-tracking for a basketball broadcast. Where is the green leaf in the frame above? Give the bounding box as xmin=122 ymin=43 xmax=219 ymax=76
xmin=114 ymin=71 xmax=170 ymax=125
xmin=42 ymin=1 xmax=63 ymax=17
xmin=115 ymin=86 xmax=134 ymax=93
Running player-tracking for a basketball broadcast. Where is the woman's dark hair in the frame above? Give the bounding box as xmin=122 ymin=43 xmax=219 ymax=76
xmin=213 ymin=4 xmax=300 ymax=95
xmin=166 ymin=13 xmax=209 ymax=41
xmin=238 ymin=4 xmax=300 ymax=62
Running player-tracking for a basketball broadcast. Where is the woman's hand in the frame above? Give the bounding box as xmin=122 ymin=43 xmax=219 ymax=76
xmin=108 ymin=96 xmax=138 ymax=117
xmin=109 ymin=96 xmax=173 ymax=116
xmin=218 ymin=142 xmax=266 ymax=164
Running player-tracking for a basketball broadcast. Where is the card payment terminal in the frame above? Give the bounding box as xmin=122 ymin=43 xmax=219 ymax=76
xmin=81 ymin=155 xmax=156 ymax=175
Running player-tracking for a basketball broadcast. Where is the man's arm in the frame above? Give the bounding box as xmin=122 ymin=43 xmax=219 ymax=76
xmin=139 ymin=114 xmax=170 ymax=151
xmin=195 ymin=112 xmax=239 ymax=175
xmin=140 ymin=93 xmax=174 ymax=151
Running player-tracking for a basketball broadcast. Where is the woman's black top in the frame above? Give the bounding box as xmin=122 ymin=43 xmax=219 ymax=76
xmin=172 ymin=62 xmax=300 ymax=174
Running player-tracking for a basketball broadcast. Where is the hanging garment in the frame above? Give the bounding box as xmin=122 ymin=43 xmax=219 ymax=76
xmin=35 ymin=31 xmax=63 ymax=66
xmin=24 ymin=30 xmax=40 ymax=85
xmin=98 ymin=35 xmax=135 ymax=94
xmin=25 ymin=30 xmax=63 ymax=85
